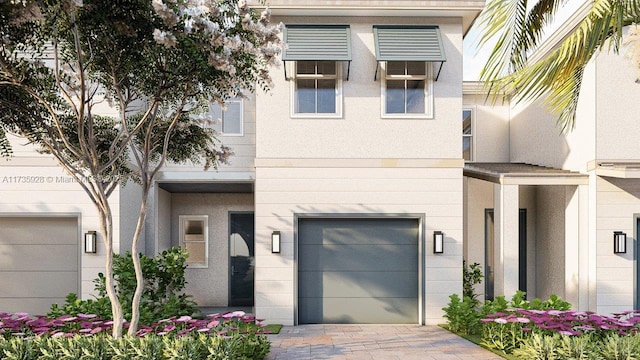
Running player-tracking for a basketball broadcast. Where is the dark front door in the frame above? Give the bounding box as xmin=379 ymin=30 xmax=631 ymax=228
xmin=229 ymin=212 xmax=254 ymax=307
xmin=485 ymin=208 xmax=527 ymax=300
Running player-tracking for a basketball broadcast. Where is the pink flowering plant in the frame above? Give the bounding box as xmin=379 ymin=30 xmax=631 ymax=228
xmin=0 ymin=310 xmax=272 ymax=359
xmin=481 ymin=309 xmax=640 ymax=355
xmin=0 ymin=310 xmax=270 ymax=339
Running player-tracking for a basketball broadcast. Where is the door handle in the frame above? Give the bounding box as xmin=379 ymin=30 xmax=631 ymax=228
xmin=231 ymin=265 xmax=236 ymax=276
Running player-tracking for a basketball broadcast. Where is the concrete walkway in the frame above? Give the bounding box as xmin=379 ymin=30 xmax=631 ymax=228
xmin=265 ymin=325 xmax=504 ymax=360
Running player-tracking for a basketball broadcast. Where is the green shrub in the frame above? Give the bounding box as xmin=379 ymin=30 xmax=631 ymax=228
xmin=557 ymin=334 xmax=598 ymax=360
xmin=0 ymin=334 xmax=270 ymax=360
xmin=599 ymin=334 xmax=640 ymax=360
xmin=49 ymin=247 xmax=197 ymax=324
xmin=442 ymin=294 xmax=482 ymax=335
xmin=463 ymin=260 xmax=483 ymax=307
xmin=512 ymin=333 xmax=560 ymax=360
xmin=481 ymin=318 xmax=528 ymax=354
xmin=480 ymin=291 xmax=571 ymax=317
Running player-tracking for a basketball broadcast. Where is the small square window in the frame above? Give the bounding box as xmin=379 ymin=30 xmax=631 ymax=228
xmin=179 ymin=215 xmax=209 ymax=268
xmin=209 ymin=98 xmax=243 ymax=136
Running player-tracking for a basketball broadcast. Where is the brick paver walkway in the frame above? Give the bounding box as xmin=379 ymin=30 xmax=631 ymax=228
xmin=265 ymin=325 xmax=504 ymax=360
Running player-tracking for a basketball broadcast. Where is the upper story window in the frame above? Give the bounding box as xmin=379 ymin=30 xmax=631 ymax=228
xmin=373 ymin=25 xmax=445 ymax=119
xmin=282 ymin=25 xmax=351 ymax=119
xmin=210 ymin=98 xmax=243 ymax=136
xmin=293 ymin=60 xmax=341 ymax=117
xmin=383 ymin=61 xmax=432 ymax=117
xmin=463 ymin=108 xmax=474 ymax=161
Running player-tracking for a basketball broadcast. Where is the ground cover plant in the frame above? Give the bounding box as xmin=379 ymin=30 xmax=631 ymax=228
xmin=444 ymin=284 xmax=640 ymax=359
xmin=0 ymin=311 xmax=271 ymax=359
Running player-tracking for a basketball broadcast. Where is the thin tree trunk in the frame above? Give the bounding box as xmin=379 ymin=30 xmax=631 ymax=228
xmin=98 ymin=199 xmax=124 ymax=338
xmin=127 ymin=189 xmax=149 ymax=336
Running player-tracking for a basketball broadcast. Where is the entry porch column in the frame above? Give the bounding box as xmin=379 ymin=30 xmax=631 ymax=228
xmin=493 ymin=184 xmax=519 ymax=297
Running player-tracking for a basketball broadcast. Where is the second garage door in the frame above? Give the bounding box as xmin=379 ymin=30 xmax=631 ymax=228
xmin=298 ymin=218 xmax=419 ymax=324
xmin=0 ymin=217 xmax=79 ymax=315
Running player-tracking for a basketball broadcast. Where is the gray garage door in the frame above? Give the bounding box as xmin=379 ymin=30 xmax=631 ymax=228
xmin=298 ymin=218 xmax=419 ymax=324
xmin=0 ymin=217 xmax=78 ymax=315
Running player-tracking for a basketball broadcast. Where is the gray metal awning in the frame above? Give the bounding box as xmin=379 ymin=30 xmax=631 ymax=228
xmin=464 ymin=162 xmax=589 ymax=185
xmin=373 ymin=25 xmax=446 ymax=81
xmin=282 ymin=25 xmax=352 ymax=79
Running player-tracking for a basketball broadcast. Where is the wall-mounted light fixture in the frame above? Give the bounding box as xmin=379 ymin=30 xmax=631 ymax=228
xmin=84 ymin=231 xmax=97 ymax=254
xmin=271 ymin=231 xmax=281 ymax=254
xmin=433 ymin=231 xmax=444 ymax=254
xmin=614 ymin=231 xmax=627 ymax=254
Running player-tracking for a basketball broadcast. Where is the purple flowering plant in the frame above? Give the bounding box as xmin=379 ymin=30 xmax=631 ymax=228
xmin=480 ymin=308 xmax=640 ymax=354
xmin=0 ymin=310 xmax=270 ymax=339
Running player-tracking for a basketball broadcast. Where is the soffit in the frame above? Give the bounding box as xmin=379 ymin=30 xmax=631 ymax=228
xmin=248 ymin=1 xmax=484 ymax=34
xmin=158 ymin=181 xmax=254 ymax=193
xmin=595 ymin=162 xmax=640 ymax=179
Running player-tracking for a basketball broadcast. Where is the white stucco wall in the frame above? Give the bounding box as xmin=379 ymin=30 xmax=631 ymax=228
xmin=463 ymin=177 xmax=492 ymax=299
xmin=535 ymin=186 xmax=566 ymax=300
xmin=508 ymin=59 xmax=596 ymax=171
xmin=0 ymin=160 xmax=120 ymax=300
xmin=254 ymin=165 xmax=463 ymax=325
xmin=462 ymin=94 xmax=510 ymax=162
xmin=162 ymin=95 xmax=257 ymax=176
xmin=257 ymin=16 xmax=463 ymax=160
xmin=595 ymin=48 xmax=640 ymax=160
xmin=170 ymin=193 xmax=254 ymax=307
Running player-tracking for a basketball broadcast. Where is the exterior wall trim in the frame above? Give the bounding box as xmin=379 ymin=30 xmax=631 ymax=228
xmin=292 ymin=212 xmax=426 ymax=325
xmin=255 ymin=158 xmax=463 ymax=168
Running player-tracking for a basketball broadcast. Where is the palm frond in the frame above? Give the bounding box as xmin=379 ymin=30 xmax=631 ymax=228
xmin=483 ymin=0 xmax=640 ymax=131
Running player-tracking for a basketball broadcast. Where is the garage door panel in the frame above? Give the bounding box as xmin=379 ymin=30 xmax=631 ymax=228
xmin=298 ymin=244 xmax=417 ymax=272
xmin=0 ymin=298 xmax=67 ymax=316
xmin=0 ymin=217 xmax=78 ymax=315
xmin=298 ymin=271 xmax=418 ymax=298
xmin=0 ymin=218 xmax=77 ymax=245
xmin=0 ymin=272 xmax=77 ymax=298
xmin=299 ymin=297 xmax=418 ymax=324
xmin=0 ymin=245 xmax=77 ymax=271
xmin=298 ymin=218 xmax=419 ymax=324
xmin=299 ymin=219 xmax=418 ymax=245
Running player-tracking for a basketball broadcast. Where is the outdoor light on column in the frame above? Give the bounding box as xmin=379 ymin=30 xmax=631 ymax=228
xmin=433 ymin=231 xmax=444 ymax=254
xmin=84 ymin=231 xmax=97 ymax=254
xmin=271 ymin=231 xmax=281 ymax=254
xmin=614 ymin=231 xmax=627 ymax=254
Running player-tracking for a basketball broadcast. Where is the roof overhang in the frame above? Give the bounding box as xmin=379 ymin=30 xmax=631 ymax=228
xmin=464 ymin=162 xmax=589 ymax=185
xmin=158 ymin=181 xmax=254 ymax=193
xmin=592 ymin=161 xmax=640 ymax=179
xmin=248 ymin=1 xmax=484 ymax=34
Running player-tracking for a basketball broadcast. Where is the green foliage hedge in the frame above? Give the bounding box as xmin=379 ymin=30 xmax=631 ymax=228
xmin=48 ymin=248 xmax=197 ymax=324
xmin=0 ymin=333 xmax=269 ymax=360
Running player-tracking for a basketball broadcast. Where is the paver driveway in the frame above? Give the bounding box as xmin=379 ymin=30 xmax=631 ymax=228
xmin=265 ymin=324 xmax=504 ymax=360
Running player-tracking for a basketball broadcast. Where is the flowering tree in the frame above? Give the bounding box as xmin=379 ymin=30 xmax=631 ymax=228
xmin=0 ymin=0 xmax=281 ymax=338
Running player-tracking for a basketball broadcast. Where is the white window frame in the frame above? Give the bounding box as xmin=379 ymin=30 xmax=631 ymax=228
xmin=381 ymin=61 xmax=433 ymax=119
xmin=462 ymin=106 xmax=476 ymax=162
xmin=290 ymin=60 xmax=343 ymax=118
xmin=210 ymin=98 xmax=244 ymax=137
xmin=179 ymin=215 xmax=209 ymax=268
